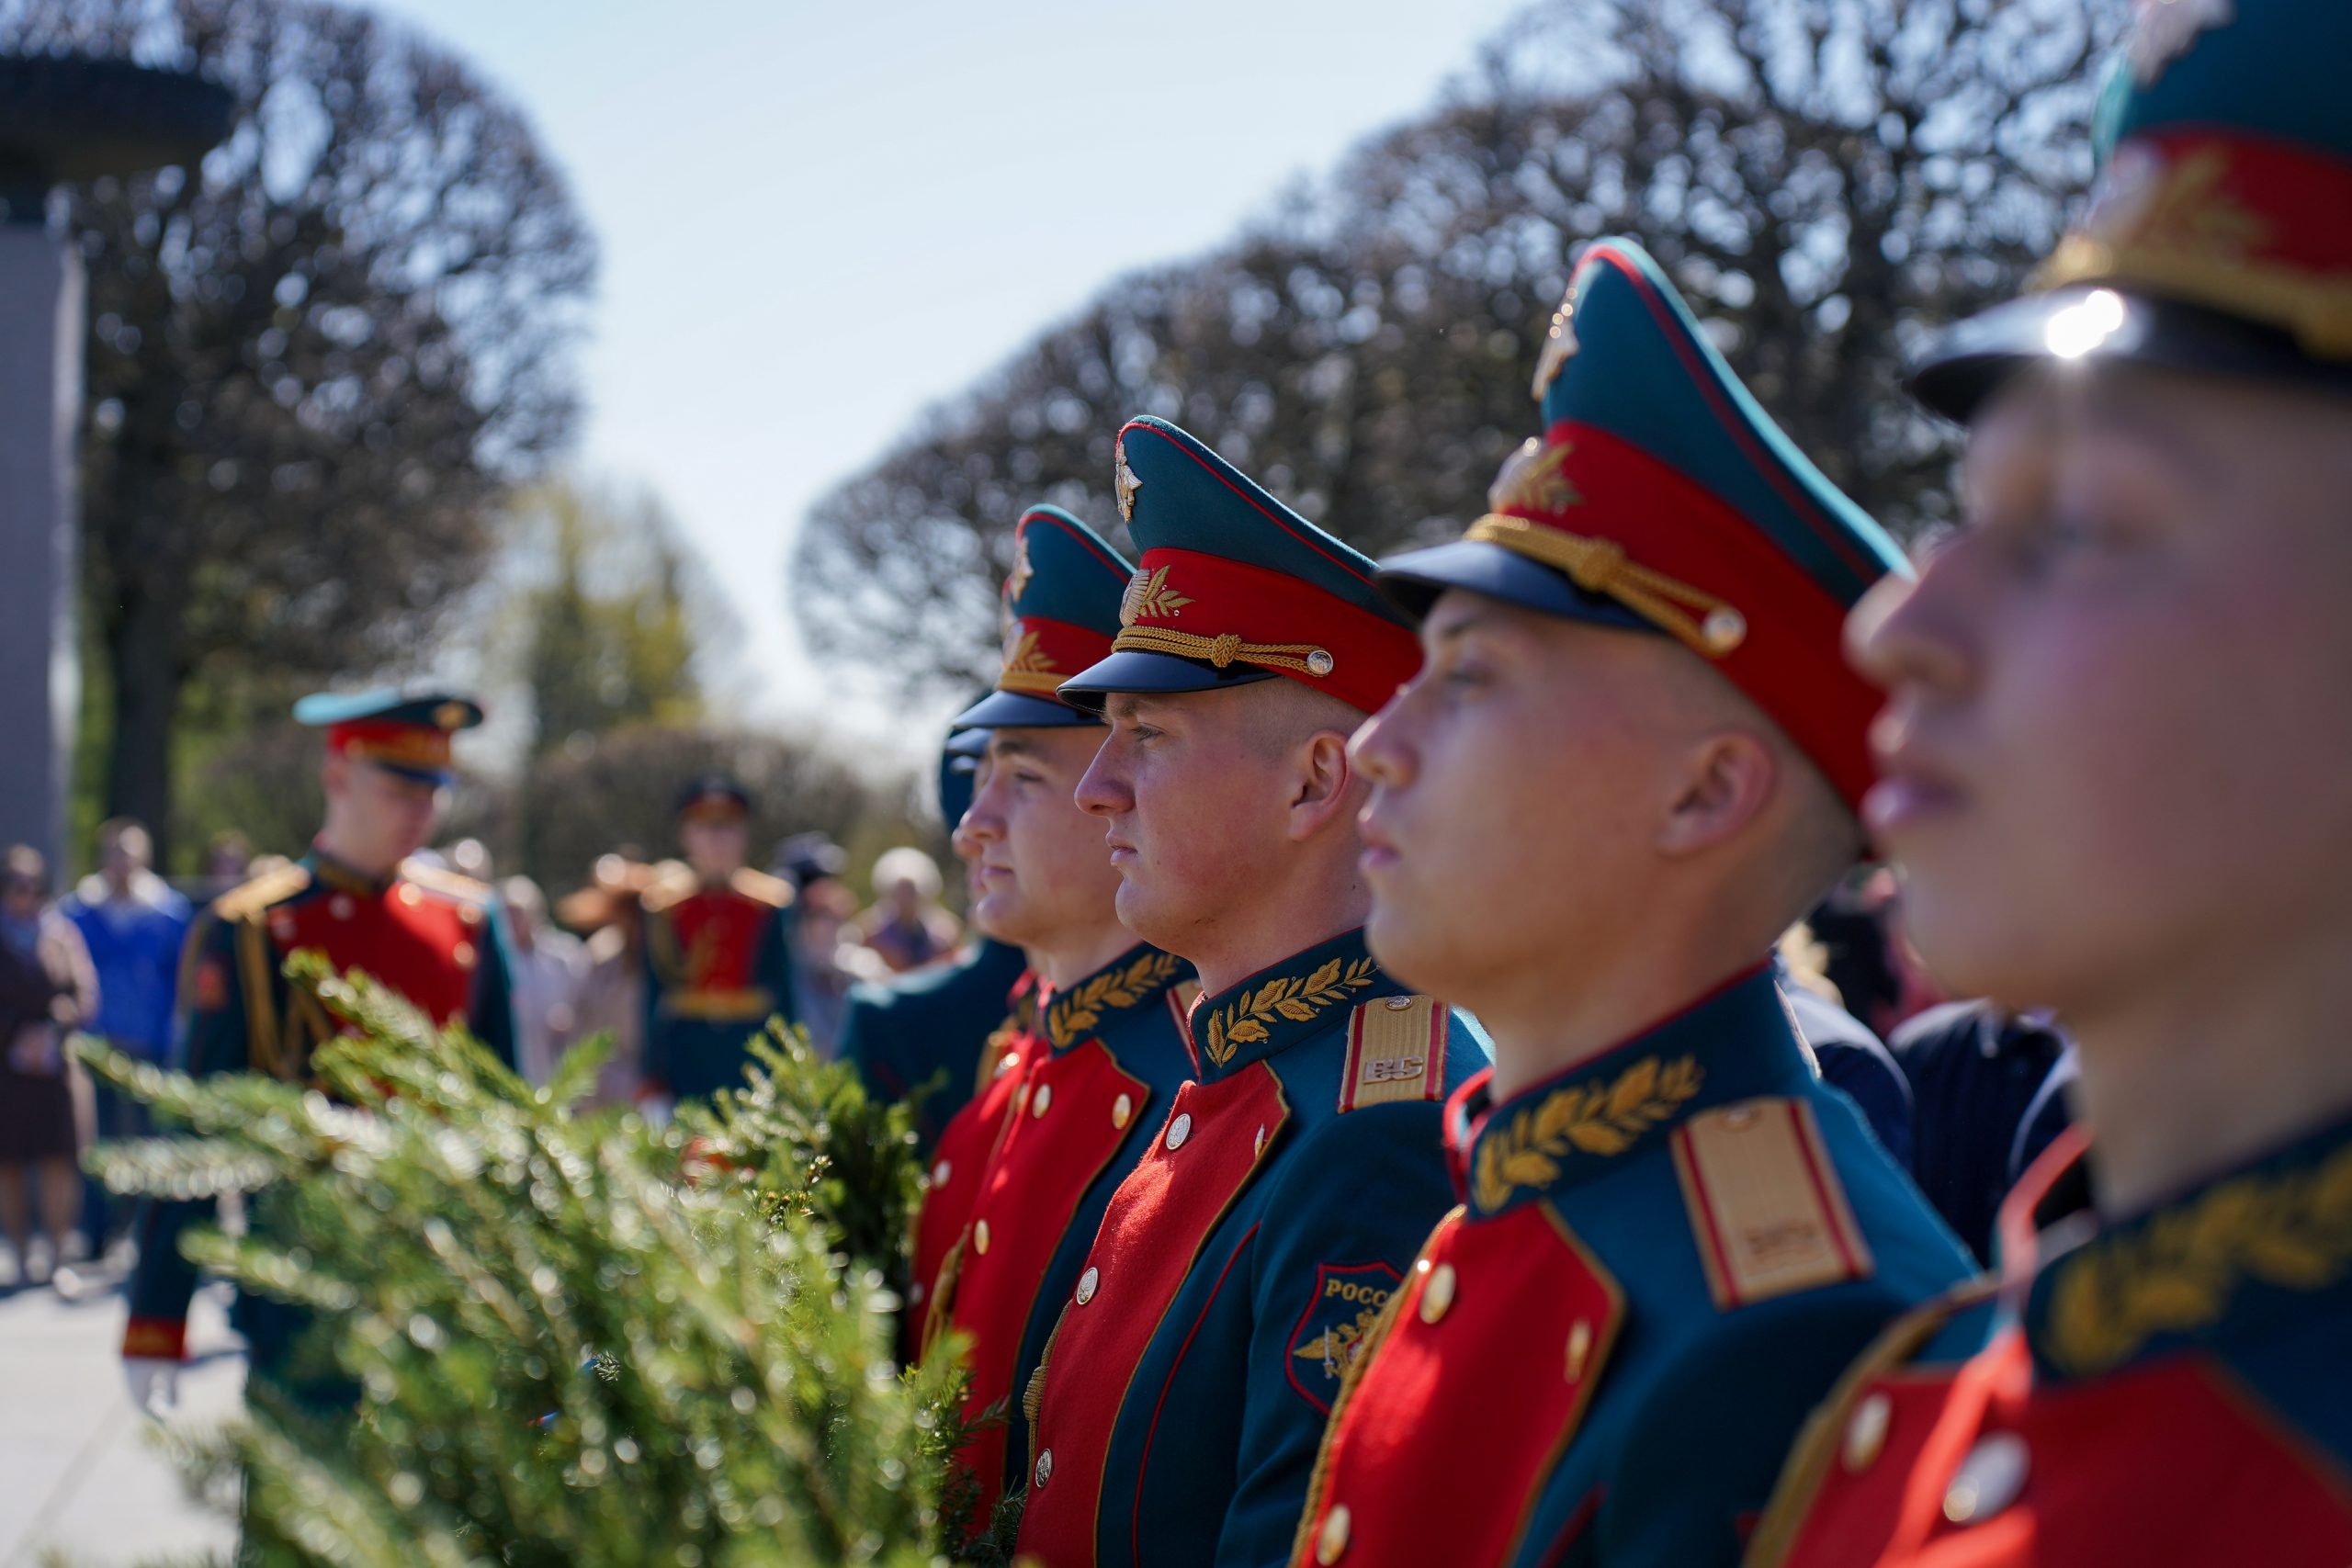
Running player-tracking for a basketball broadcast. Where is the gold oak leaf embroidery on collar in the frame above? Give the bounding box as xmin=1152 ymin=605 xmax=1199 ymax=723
xmin=1201 ymin=956 xmax=1379 ymax=1067
xmin=2044 ymin=1139 xmax=2352 ymax=1376
xmin=1120 ymin=565 xmax=1193 ymax=627
xmin=1472 ymin=1055 xmax=1703 ymax=1212
xmin=1045 ymin=950 xmax=1185 ymax=1048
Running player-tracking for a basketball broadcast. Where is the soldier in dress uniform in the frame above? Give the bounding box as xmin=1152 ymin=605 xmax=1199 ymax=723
xmin=909 ymin=504 xmax=1199 ymax=1537
xmin=1747 ymin=4 xmax=2352 ymax=1562
xmin=638 ymin=775 xmax=797 ymax=1108
xmin=121 ymin=688 xmax=517 ymax=1411
xmin=1010 ymin=417 xmax=1488 ymax=1568
xmin=842 ymin=728 xmax=1030 ymax=1156
xmin=1286 ymin=238 xmax=1974 ymax=1568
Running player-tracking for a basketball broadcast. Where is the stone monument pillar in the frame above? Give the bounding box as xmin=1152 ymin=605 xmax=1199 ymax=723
xmin=0 ymin=58 xmax=231 ymax=865
xmin=0 ymin=195 xmax=84 ymax=866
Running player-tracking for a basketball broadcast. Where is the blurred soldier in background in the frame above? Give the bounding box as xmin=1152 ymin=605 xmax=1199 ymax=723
xmin=638 ymin=776 xmax=797 ymax=1111
xmin=121 ymin=688 xmax=516 ymax=1415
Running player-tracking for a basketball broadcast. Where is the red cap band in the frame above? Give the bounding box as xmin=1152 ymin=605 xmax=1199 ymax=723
xmin=1001 ymin=615 xmax=1116 ymax=697
xmin=1502 ymin=424 xmax=1880 ymax=809
xmin=1114 ymin=547 xmax=1422 ymax=714
xmin=327 ymin=721 xmax=455 ymax=773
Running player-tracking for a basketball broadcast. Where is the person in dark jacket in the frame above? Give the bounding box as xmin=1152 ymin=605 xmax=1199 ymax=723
xmin=0 ymin=845 xmax=101 ymax=1289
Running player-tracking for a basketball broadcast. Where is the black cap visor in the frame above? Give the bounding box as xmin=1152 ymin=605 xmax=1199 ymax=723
xmin=1374 ymin=537 xmax=1658 ymax=637
xmin=951 ymin=689 xmax=1099 ymax=731
xmin=1054 ymin=649 xmax=1279 ymax=716
xmin=1908 ymin=285 xmax=2352 ymax=425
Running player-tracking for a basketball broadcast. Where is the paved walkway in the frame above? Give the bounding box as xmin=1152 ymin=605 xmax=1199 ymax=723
xmin=0 ymin=1269 xmax=242 ymax=1568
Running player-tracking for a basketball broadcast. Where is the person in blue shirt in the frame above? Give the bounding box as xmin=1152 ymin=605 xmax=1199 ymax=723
xmin=60 ymin=818 xmax=190 ymax=1257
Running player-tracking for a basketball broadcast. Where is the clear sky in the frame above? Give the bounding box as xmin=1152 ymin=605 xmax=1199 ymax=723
xmin=373 ymin=0 xmax=1526 ymax=755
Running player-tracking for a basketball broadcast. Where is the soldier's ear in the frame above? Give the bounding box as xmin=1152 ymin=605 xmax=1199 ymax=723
xmin=1655 ymin=728 xmax=1777 ymax=860
xmin=1283 ymin=728 xmax=1360 ymax=841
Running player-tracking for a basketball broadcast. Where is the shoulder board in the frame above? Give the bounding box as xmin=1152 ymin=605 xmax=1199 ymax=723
xmin=639 ymin=866 xmax=701 ymax=914
xmin=210 ymin=863 xmax=313 ymax=925
xmin=1670 ymin=1096 xmax=1875 ymax=1311
xmin=399 ymin=861 xmax=494 ymax=907
xmin=1337 ymin=994 xmax=1446 ymax=1112
xmin=729 ymin=867 xmax=795 ymax=908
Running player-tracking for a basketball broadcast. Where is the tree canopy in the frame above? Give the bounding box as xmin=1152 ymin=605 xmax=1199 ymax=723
xmin=2 ymin=0 xmax=594 ymax=859
xmin=795 ymin=0 xmax=2124 ymax=702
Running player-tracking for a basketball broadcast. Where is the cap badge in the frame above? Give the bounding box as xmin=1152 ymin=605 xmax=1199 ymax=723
xmin=1008 ymin=533 xmax=1035 ymax=602
xmin=1532 ymin=295 xmax=1582 ymax=400
xmin=1119 ymin=565 xmax=1193 ymax=627
xmin=1114 ymin=439 xmax=1143 ymax=523
xmin=1488 ymin=438 xmax=1583 ymax=517
xmin=2078 ymin=141 xmax=2170 ymax=247
xmin=2129 ymin=0 xmax=2233 ymax=85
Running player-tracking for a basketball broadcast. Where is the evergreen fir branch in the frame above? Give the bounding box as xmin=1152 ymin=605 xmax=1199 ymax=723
xmin=93 ymin=964 xmax=956 ymax=1566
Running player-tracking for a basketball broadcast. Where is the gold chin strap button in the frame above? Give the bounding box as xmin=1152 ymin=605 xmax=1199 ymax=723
xmin=1306 ymin=649 xmax=1335 ymax=677
xmin=1316 ymin=1504 xmax=1351 ymax=1564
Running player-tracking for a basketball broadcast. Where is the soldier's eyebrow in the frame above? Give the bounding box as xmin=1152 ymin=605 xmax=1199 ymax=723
xmin=1105 ymin=694 xmax=1168 ymax=724
xmin=986 ymin=734 xmax=1041 ymax=761
xmin=1423 ymin=603 xmax=1500 ymax=649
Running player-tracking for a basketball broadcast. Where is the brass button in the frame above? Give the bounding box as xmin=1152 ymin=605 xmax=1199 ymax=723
xmin=1702 ymin=605 xmax=1748 ymax=653
xmin=453 ymin=942 xmax=477 ymax=970
xmin=1943 ymin=1433 xmax=2029 ymax=1525
xmin=1034 ymin=1449 xmax=1053 ymax=1489
xmin=1032 ymin=1083 xmax=1053 ymax=1117
xmin=329 ymin=894 xmax=355 ymax=919
xmin=1316 ymin=1503 xmax=1351 ymax=1563
xmin=1253 ymin=1124 xmax=1267 ymax=1157
xmin=1565 ymin=1318 xmax=1592 ymax=1380
xmin=1383 ymin=995 xmax=1413 ymax=1011
xmin=974 ymin=1220 xmax=991 ymax=1256
xmin=1306 ymin=649 xmax=1336 ymax=678
xmin=1013 ymin=1085 xmax=1029 ymax=1114
xmin=1165 ymin=1111 xmax=1193 ymax=1151
xmin=1844 ymin=1392 xmax=1893 ymax=1473
xmin=459 ymin=903 xmax=482 ymax=926
xmin=931 ymin=1159 xmax=951 ymax=1188
xmin=398 ymin=884 xmax=422 ymax=907
xmin=1419 ymin=1261 xmax=1455 ymax=1324
xmin=1112 ymin=1093 xmax=1134 ymax=1130
xmin=1076 ymin=1267 xmax=1100 ymax=1305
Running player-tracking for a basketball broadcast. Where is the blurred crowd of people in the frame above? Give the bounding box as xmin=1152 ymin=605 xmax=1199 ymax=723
xmin=0 ymin=795 xmax=2074 ymax=1301
xmin=0 ymin=816 xmax=974 ymax=1292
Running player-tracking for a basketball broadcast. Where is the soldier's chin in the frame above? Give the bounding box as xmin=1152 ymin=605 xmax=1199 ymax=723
xmin=971 ymin=889 xmax=1034 ymax=948
xmin=1110 ymin=878 xmax=1182 ymax=956
xmin=1363 ymin=897 xmax=1448 ymax=998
